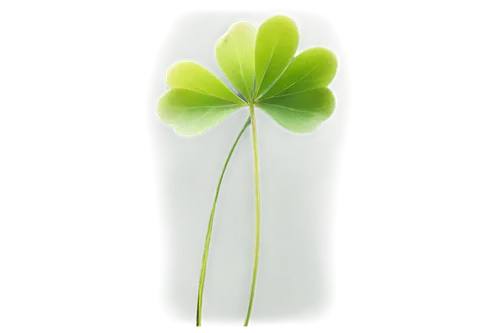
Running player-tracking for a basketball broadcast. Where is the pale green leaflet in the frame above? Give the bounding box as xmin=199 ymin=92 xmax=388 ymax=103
xmin=157 ymin=14 xmax=338 ymax=326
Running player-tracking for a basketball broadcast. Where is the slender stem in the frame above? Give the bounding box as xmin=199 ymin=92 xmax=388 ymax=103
xmin=244 ymin=103 xmax=261 ymax=326
xmin=196 ymin=116 xmax=251 ymax=327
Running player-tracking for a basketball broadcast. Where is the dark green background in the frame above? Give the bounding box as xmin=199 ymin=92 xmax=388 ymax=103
xmin=147 ymin=9 xmax=349 ymax=326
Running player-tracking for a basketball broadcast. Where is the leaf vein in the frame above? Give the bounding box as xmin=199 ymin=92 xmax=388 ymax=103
xmin=258 ymin=34 xmax=281 ymax=93
xmin=259 ymin=87 xmax=325 ymax=99
xmin=235 ymin=47 xmax=251 ymax=99
xmin=258 ymin=103 xmax=324 ymax=114
xmin=266 ymin=64 xmax=319 ymax=98
xmin=174 ymin=87 xmax=244 ymax=104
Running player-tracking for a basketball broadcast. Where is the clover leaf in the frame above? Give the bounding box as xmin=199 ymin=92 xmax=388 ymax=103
xmin=158 ymin=14 xmax=337 ymax=135
xmin=157 ymin=14 xmax=338 ymax=326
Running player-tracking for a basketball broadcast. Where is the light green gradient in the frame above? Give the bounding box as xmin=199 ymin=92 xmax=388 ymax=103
xmin=216 ymin=22 xmax=257 ymax=101
xmin=157 ymin=14 xmax=338 ymax=326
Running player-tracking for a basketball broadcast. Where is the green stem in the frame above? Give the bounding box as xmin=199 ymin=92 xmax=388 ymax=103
xmin=244 ymin=103 xmax=261 ymax=326
xmin=196 ymin=116 xmax=251 ymax=327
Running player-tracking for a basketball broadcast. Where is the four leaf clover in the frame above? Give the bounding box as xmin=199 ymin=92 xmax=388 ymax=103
xmin=158 ymin=15 xmax=337 ymax=135
xmin=157 ymin=14 xmax=338 ymax=326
